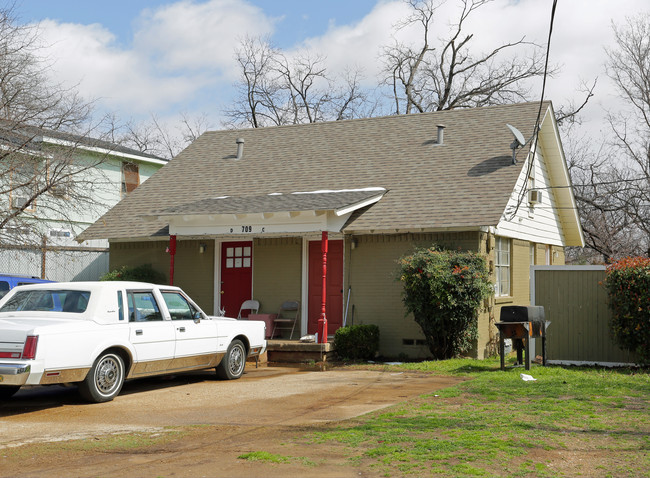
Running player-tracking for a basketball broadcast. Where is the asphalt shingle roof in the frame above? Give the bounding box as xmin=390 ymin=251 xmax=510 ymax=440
xmin=80 ymin=102 xmax=548 ymax=241
xmin=0 ymin=122 xmax=166 ymax=161
xmin=153 ymin=190 xmax=386 ymax=216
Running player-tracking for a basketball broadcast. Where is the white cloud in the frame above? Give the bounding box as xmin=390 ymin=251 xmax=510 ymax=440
xmin=38 ymin=20 xmax=203 ymax=114
xmin=34 ymin=0 xmax=277 ymax=118
xmin=134 ymin=0 xmax=276 ymax=72
xmin=294 ymin=0 xmax=650 ymax=137
xmin=297 ymin=1 xmax=412 ymax=83
xmin=27 ymin=0 xmax=650 ymax=138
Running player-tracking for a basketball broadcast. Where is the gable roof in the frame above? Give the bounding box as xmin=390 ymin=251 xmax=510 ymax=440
xmin=80 ymin=102 xmax=581 ymax=243
xmin=0 ymin=122 xmax=167 ymax=164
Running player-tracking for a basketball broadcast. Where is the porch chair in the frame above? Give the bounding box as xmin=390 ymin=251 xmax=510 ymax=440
xmin=237 ymin=299 xmax=260 ymax=319
xmin=271 ymin=300 xmax=301 ymax=339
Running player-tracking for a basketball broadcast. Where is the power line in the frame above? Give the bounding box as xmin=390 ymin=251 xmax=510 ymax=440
xmin=532 ymin=176 xmax=650 ymax=190
xmin=507 ymin=0 xmax=558 ymax=221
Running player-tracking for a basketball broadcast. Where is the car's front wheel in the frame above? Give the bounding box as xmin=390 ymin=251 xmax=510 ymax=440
xmin=78 ymin=352 xmax=125 ymax=403
xmin=216 ymin=339 xmax=246 ymax=380
xmin=0 ymin=386 xmax=20 ymax=400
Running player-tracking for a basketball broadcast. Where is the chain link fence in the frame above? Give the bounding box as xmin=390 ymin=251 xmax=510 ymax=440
xmin=0 ymin=244 xmax=109 ymax=282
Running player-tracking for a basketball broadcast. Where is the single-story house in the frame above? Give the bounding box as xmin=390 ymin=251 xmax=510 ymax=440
xmin=79 ymin=101 xmax=583 ymax=359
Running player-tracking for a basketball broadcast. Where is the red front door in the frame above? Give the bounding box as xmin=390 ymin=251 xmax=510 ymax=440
xmin=220 ymin=241 xmax=253 ymax=317
xmin=308 ymin=239 xmax=343 ymax=335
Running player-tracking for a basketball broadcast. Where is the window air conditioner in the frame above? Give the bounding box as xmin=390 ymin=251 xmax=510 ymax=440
xmin=528 ymin=190 xmax=542 ymax=204
xmin=12 ymin=196 xmax=29 ymax=209
xmin=50 ymin=184 xmax=68 ymax=197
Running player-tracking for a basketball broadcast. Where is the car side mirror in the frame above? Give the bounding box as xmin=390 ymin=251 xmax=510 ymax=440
xmin=193 ymin=311 xmax=202 ymax=323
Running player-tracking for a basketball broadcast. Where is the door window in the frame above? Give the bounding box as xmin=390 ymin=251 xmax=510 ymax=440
xmin=127 ymin=291 xmax=162 ymax=322
xmin=225 ymin=246 xmax=252 ymax=269
xmin=161 ymin=291 xmax=201 ymax=321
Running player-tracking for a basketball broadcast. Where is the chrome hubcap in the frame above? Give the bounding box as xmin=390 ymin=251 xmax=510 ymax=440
xmin=96 ymin=356 xmax=120 ymax=393
xmin=229 ymin=345 xmax=244 ymax=375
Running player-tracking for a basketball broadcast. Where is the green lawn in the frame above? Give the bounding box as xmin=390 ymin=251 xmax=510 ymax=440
xmin=310 ymin=358 xmax=650 ymax=477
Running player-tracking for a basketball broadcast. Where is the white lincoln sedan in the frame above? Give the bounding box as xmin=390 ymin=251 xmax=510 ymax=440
xmin=0 ymin=281 xmax=266 ymax=402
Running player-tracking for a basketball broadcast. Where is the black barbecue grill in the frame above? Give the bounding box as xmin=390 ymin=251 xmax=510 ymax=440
xmin=496 ymin=305 xmax=550 ymax=370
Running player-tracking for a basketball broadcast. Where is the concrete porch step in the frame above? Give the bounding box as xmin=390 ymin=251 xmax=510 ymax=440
xmin=266 ymin=339 xmax=333 ymax=363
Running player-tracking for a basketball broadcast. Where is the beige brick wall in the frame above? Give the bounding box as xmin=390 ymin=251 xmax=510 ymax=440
xmin=348 ymin=232 xmax=482 ymax=359
xmin=109 ymin=234 xmax=566 ymax=360
xmin=485 ymin=237 xmax=566 ymax=358
xmin=109 ymin=239 xmax=215 ymax=314
xmin=252 ymin=237 xmax=302 ymax=315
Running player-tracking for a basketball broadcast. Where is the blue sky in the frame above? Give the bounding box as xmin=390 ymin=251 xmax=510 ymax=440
xmin=16 ymin=0 xmax=380 ymax=48
xmin=10 ymin=0 xmax=650 ymax=140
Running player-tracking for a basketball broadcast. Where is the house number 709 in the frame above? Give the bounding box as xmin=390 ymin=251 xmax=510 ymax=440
xmin=228 ymin=226 xmax=265 ymax=233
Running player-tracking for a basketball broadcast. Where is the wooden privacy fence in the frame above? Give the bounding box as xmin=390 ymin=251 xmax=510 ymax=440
xmin=530 ymin=266 xmax=636 ymax=365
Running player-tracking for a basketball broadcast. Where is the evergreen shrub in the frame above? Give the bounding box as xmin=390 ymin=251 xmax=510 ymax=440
xmin=605 ymin=257 xmax=650 ymax=365
xmin=334 ymin=324 xmax=380 ymax=361
xmin=398 ymin=246 xmax=492 ymax=359
xmin=100 ymin=263 xmax=167 ymax=284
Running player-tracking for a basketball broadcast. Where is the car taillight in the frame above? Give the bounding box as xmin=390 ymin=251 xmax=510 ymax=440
xmin=21 ymin=335 xmax=38 ymax=359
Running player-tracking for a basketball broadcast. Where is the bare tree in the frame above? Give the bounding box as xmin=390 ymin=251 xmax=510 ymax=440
xmin=566 ymin=133 xmax=646 ymax=262
xmin=114 ymin=112 xmax=212 ymax=159
xmin=555 ymin=79 xmax=597 ymax=128
xmin=564 ymin=14 xmax=650 ymax=263
xmin=382 ymin=0 xmax=548 ymax=114
xmin=0 ymin=5 xmax=116 ymax=248
xmin=224 ymin=36 xmax=376 ymax=128
xmin=597 ymin=14 xmax=650 ymax=258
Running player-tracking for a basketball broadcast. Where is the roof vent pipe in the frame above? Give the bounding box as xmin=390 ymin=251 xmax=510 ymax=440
xmin=436 ymin=124 xmax=445 ymax=145
xmin=235 ymin=138 xmax=245 ymax=160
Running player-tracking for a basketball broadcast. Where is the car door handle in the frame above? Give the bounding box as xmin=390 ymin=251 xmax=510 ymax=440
xmin=177 ymin=327 xmax=186 ymax=332
xmin=135 ymin=329 xmax=143 ymax=335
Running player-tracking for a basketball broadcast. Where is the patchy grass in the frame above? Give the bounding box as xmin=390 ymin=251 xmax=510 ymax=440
xmin=312 ymin=358 xmax=650 ymax=477
xmin=237 ymin=451 xmax=291 ymax=463
xmin=237 ymin=451 xmax=317 ymax=467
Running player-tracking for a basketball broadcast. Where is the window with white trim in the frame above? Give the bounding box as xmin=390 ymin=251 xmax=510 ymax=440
xmin=11 ymin=161 xmax=38 ymax=211
xmin=530 ymin=243 xmax=536 ymax=266
xmin=495 ymin=237 xmax=511 ymax=296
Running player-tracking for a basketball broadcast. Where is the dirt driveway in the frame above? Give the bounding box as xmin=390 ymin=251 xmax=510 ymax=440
xmin=0 ymin=365 xmax=462 ymax=477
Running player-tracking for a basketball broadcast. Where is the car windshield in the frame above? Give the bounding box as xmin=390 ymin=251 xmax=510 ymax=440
xmin=0 ymin=289 xmax=91 ymax=313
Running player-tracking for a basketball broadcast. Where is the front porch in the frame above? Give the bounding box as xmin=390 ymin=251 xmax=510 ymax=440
xmin=251 ymin=340 xmax=334 ymax=364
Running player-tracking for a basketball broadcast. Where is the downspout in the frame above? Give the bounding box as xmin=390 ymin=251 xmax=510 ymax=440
xmin=168 ymin=235 xmax=177 ymax=285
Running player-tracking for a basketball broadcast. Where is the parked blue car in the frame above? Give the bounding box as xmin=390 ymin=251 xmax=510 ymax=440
xmin=0 ymin=274 xmax=55 ymax=299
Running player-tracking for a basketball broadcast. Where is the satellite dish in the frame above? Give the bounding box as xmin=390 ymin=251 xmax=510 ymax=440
xmin=506 ymin=124 xmax=526 ymax=164
xmin=507 ymin=124 xmax=526 ymax=147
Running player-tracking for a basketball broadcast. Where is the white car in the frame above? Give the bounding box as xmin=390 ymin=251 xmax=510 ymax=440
xmin=0 ymin=281 xmax=266 ymax=402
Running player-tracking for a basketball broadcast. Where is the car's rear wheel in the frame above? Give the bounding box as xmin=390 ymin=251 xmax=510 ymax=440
xmin=78 ymin=352 xmax=125 ymax=403
xmin=216 ymin=339 xmax=246 ymax=380
xmin=0 ymin=386 xmax=20 ymax=400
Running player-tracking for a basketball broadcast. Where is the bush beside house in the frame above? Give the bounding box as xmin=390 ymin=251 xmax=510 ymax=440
xmin=399 ymin=247 xmax=493 ymax=360
xmin=334 ymin=324 xmax=380 ymax=361
xmin=101 ymin=263 xmax=167 ymax=284
xmin=605 ymin=257 xmax=650 ymax=364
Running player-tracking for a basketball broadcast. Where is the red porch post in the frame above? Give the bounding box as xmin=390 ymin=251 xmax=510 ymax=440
xmin=318 ymin=231 xmax=328 ymax=343
xmin=168 ymin=235 xmax=177 ymax=286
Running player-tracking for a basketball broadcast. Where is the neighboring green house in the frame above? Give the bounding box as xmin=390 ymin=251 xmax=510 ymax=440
xmin=0 ymin=125 xmax=167 ymax=281
xmin=80 ymin=102 xmax=583 ymax=359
